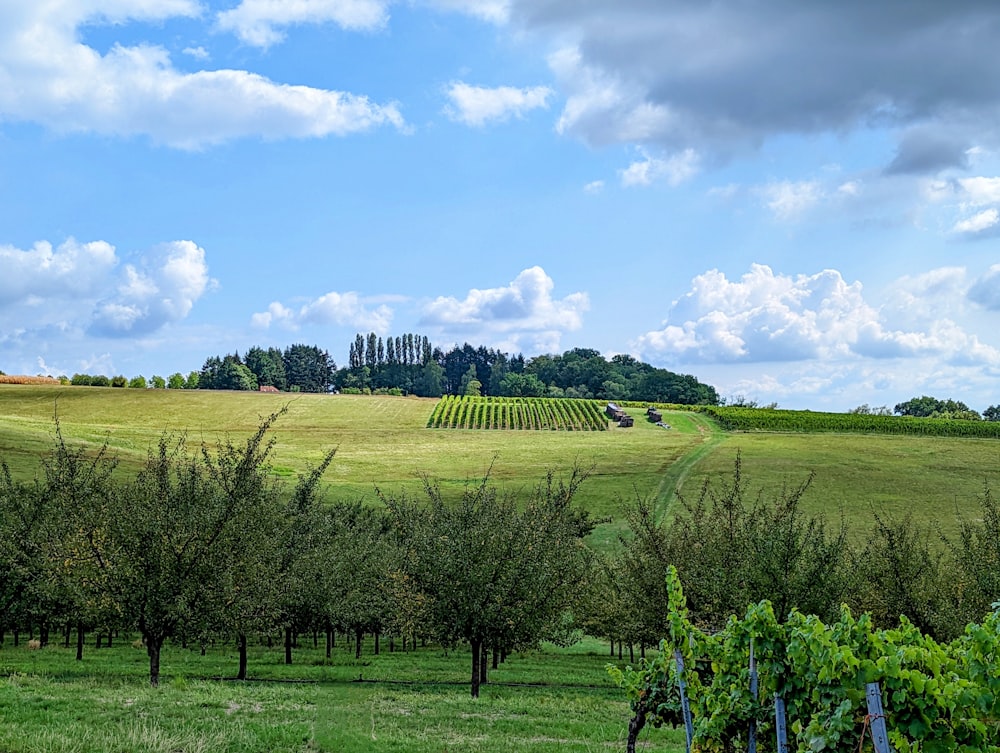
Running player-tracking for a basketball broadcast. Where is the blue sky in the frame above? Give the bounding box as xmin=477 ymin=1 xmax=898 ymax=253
xmin=3 ymin=0 xmax=1000 ymax=411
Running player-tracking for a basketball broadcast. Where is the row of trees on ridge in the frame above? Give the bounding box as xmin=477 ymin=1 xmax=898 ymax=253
xmin=64 ymin=333 xmax=722 ymax=405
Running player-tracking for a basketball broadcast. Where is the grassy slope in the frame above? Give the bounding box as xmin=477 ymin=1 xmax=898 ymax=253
xmin=3 ymin=384 xmax=997 ymax=544
xmin=0 ymin=385 xmax=705 ymax=548
xmin=683 ymin=432 xmax=999 ymax=541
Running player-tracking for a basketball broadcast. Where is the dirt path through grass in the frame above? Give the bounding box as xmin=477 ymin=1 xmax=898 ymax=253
xmin=652 ymin=412 xmax=725 ymax=523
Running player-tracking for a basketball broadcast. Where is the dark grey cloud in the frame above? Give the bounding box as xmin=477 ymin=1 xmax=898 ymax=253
xmin=885 ymin=128 xmax=970 ymax=175
xmin=510 ymin=0 xmax=1000 ymax=164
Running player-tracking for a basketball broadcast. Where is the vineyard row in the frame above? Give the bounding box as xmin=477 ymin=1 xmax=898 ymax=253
xmin=426 ymin=395 xmax=609 ymax=431
xmin=696 ymin=406 xmax=1000 ymax=438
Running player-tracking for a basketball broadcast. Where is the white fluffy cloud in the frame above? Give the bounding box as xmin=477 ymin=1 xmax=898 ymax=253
xmin=939 ymin=175 xmax=1000 ymax=235
xmin=958 ymin=177 xmax=1000 ymax=206
xmin=421 ymin=267 xmax=588 ymax=351
xmin=0 ymin=1 xmax=403 ymax=148
xmin=445 ymin=82 xmax=553 ymax=127
xmin=252 ymin=292 xmax=393 ymax=333
xmin=0 ymin=239 xmax=118 ymax=305
xmin=218 ymin=0 xmax=508 ymax=47
xmin=953 ymin=208 xmax=1000 ymax=235
xmin=89 ymin=241 xmax=214 ymax=336
xmin=620 ymin=149 xmax=699 ymax=187
xmin=635 ymin=264 xmax=1000 ymax=366
xmin=0 ymin=237 xmax=213 ymax=338
xmin=217 ymin=0 xmax=390 ymax=48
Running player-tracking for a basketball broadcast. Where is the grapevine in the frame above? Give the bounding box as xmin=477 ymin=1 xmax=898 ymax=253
xmin=426 ymin=396 xmax=611 ymax=431
xmin=610 ymin=568 xmax=1000 ymax=752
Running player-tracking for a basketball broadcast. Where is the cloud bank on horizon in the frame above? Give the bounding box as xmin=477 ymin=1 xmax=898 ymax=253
xmin=2 ymin=0 xmax=1000 ymax=410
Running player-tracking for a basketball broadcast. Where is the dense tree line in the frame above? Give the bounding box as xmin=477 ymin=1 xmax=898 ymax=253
xmin=893 ymin=395 xmax=985 ymax=420
xmin=199 ymin=344 xmax=336 ymax=393
xmin=54 ymin=335 xmax=718 ymax=404
xmin=867 ymin=394 xmax=1000 ymax=421
xmin=337 ymin=333 xmax=720 ymax=404
xmin=0 ymin=417 xmax=593 ymax=695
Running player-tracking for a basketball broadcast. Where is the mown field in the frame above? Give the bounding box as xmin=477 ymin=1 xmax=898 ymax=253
xmin=0 ymin=385 xmax=711 ymax=549
xmin=0 ymin=635 xmax=684 ymax=753
xmin=1 ymin=384 xmax=996 ymax=544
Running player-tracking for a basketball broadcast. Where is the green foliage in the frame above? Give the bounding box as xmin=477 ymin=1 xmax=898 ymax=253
xmin=244 ymin=346 xmax=287 ymax=391
xmin=0 ymin=464 xmax=51 ymax=626
xmin=383 ymin=467 xmax=594 ymax=696
xmin=616 ymin=454 xmax=852 ymax=645
xmin=612 ymin=569 xmax=1000 ymax=753
xmin=699 ymin=405 xmax=1000 ymax=437
xmin=281 ymin=343 xmax=335 ymax=393
xmin=950 ymin=483 xmax=1000 ymax=624
xmin=895 ymin=395 xmax=980 ymax=419
xmin=855 ymin=512 xmax=959 ymax=638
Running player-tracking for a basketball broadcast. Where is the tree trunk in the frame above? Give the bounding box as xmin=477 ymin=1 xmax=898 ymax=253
xmin=626 ymin=704 xmax=648 ymax=753
xmin=107 ymin=632 xmax=112 ymax=648
xmin=325 ymin=623 xmax=332 ymax=660
xmin=76 ymin=621 xmax=85 ymax=661
xmin=389 ymin=635 xmax=394 ymax=653
xmin=237 ymin=632 xmax=248 ymax=680
xmin=640 ymin=642 xmax=646 ymax=659
xmin=355 ymin=629 xmax=363 ymax=659
xmin=492 ymin=648 xmax=499 ymax=670
xmin=611 ymin=640 xmax=615 ymax=657
xmin=618 ymin=641 xmax=623 ymax=660
xmin=629 ymin=643 xmax=634 ymax=663
xmin=64 ymin=622 xmax=72 ymax=648
xmin=147 ymin=635 xmax=163 ymax=687
xmin=470 ymin=639 xmax=482 ymax=698
xmin=480 ymin=645 xmax=488 ymax=685
xmin=96 ymin=633 xmax=103 ymax=649
xmin=39 ymin=623 xmax=49 ymax=647
xmin=374 ymin=632 xmax=380 ymax=655
xmin=313 ymin=630 xmax=318 ymax=649
xmin=284 ymin=627 xmax=293 ymax=665
xmin=12 ymin=628 xmax=18 ymax=647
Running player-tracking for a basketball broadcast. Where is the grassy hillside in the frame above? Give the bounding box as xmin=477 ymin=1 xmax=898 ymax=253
xmin=0 ymin=386 xmax=707 ymax=548
xmin=1 ymin=385 xmax=995 ymax=545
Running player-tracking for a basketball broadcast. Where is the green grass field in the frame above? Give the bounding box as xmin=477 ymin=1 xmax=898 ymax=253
xmin=0 ymin=635 xmax=684 ymax=753
xmin=2 ymin=384 xmax=995 ymax=545
xmin=0 ymin=385 xmax=709 ymax=548
xmin=4 ymin=384 xmax=1000 ymax=751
